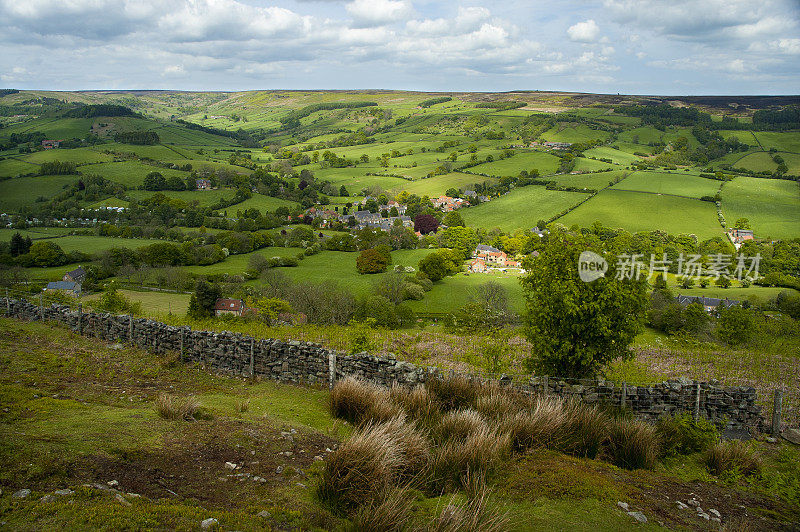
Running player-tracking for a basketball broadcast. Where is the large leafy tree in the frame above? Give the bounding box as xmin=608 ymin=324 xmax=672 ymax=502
xmin=521 ymin=231 xmax=648 ymax=378
xmin=188 ymin=280 xmax=222 ymax=319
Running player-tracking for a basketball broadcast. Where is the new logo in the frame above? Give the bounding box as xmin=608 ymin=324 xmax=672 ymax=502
xmin=578 ymin=251 xmax=607 ymax=282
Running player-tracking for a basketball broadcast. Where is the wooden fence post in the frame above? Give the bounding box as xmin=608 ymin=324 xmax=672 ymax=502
xmin=39 ymin=292 xmax=44 ymax=321
xmin=5 ymin=288 xmax=9 ymax=316
xmin=249 ymin=337 xmax=255 ymax=377
xmin=621 ymin=382 xmax=627 ymax=409
xmin=694 ymin=383 xmax=701 ymax=421
xmin=77 ymin=304 xmax=82 ymax=335
xmin=129 ymin=315 xmax=134 ymax=343
xmin=772 ymin=389 xmax=783 ymax=435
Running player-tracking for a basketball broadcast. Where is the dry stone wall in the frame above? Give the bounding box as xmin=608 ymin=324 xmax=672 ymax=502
xmin=2 ymin=297 xmax=763 ymax=430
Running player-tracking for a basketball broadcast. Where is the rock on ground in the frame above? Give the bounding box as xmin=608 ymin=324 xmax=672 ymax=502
xmin=200 ymin=517 xmax=218 ymax=529
xmin=628 ymin=511 xmax=647 ymax=523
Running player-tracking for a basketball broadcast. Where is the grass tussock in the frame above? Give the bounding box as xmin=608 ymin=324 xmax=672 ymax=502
xmin=428 ymin=425 xmax=511 ymax=492
xmin=318 ymin=422 xmax=403 ymax=511
xmin=426 ymin=375 xmax=479 ymax=412
xmin=704 ymin=440 xmax=762 ymax=477
xmin=476 ymin=390 xmax=518 ymax=422
xmin=435 ymin=409 xmax=487 ymax=443
xmin=235 ymin=399 xmax=250 ymax=413
xmin=606 ymin=417 xmax=659 ymax=470
xmin=348 ymin=488 xmax=415 ymax=532
xmin=155 ymin=393 xmax=202 ymax=421
xmin=559 ymin=401 xmax=611 ymax=459
xmin=378 ymin=416 xmax=431 ymax=481
xmin=430 ymin=482 xmax=510 ymax=532
xmin=390 ymin=384 xmax=440 ymax=425
xmin=329 ymin=376 xmax=402 ymax=425
xmin=501 ymin=396 xmax=567 ymax=452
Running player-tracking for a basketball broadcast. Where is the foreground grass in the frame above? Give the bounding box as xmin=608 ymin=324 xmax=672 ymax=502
xmin=1 ymin=318 xmax=798 ymax=530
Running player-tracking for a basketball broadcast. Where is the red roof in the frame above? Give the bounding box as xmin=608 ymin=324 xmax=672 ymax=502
xmin=214 ymin=298 xmax=244 ymax=312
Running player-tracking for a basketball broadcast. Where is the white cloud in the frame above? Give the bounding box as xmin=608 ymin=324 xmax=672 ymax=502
xmin=346 ymin=0 xmax=413 ymax=27
xmin=567 ymin=19 xmax=600 ymax=42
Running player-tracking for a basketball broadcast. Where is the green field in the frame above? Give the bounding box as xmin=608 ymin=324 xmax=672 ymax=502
xmin=721 ymin=176 xmax=800 ymax=239
xmin=84 ymin=161 xmax=192 ymax=188
xmin=127 ymin=188 xmax=232 ymax=207
xmin=461 ymin=186 xmax=590 ymax=232
xmin=614 ymin=171 xmax=721 ymax=199
xmin=0 ymin=175 xmax=78 ymax=211
xmin=393 ymin=172 xmax=497 ymax=197
xmin=583 ymin=146 xmax=642 ymax=165
xmin=467 ymin=151 xmax=561 ymax=177
xmin=85 ymin=289 xmax=190 ymax=316
xmin=540 ymin=124 xmax=610 ymax=143
xmin=558 ymin=189 xmax=721 ymax=239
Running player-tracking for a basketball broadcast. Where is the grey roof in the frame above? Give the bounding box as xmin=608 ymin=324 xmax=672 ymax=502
xmin=675 ymin=295 xmax=740 ymax=309
xmin=66 ymin=266 xmax=86 ymax=281
xmin=46 ymin=281 xmax=78 ymax=290
xmin=475 ymin=244 xmax=501 ymax=253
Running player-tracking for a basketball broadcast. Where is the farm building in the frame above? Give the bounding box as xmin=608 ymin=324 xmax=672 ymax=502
xmin=41 ymin=140 xmax=61 ymax=149
xmin=727 ymin=228 xmax=754 ymax=249
xmin=213 ymin=298 xmax=257 ymax=317
xmin=675 ymin=295 xmax=740 ymax=314
xmin=196 ymin=178 xmax=213 ymax=190
xmin=433 ymin=195 xmax=466 ymax=212
xmin=63 ymin=266 xmax=86 ymax=284
xmin=44 ymin=281 xmax=81 ymax=296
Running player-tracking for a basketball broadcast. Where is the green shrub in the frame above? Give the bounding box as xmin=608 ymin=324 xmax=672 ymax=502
xmin=606 ymin=418 xmax=659 ymax=470
xmin=655 ymin=414 xmax=719 ymax=456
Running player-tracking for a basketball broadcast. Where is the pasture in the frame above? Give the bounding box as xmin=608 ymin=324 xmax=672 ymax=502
xmin=467 ymin=151 xmax=561 ymax=177
xmin=720 ymin=176 xmax=800 ymax=239
xmin=558 ymin=189 xmax=722 ymax=239
xmin=0 ymin=175 xmax=77 ymax=211
xmin=613 ymin=171 xmax=722 ymax=199
xmin=460 ymin=186 xmax=590 ymax=232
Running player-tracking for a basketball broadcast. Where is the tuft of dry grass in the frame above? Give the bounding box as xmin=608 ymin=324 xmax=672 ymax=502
xmin=390 ymin=383 xmax=441 ymax=425
xmin=428 ymin=424 xmax=511 ymax=493
xmin=430 ymin=482 xmax=510 ymax=532
xmin=502 ymin=396 xmax=567 ymax=452
xmin=348 ymin=487 xmax=415 ymax=532
xmin=426 ymin=375 xmax=479 ymax=412
xmin=317 ymin=421 xmax=403 ymax=511
xmin=379 ymin=415 xmax=431 ymax=482
xmin=559 ymin=401 xmax=612 ymax=459
xmin=605 ymin=417 xmax=659 ymax=470
xmin=155 ymin=393 xmax=201 ymax=421
xmin=330 ymin=377 xmax=402 ymax=425
xmin=435 ymin=409 xmax=488 ymax=443
xmin=235 ymin=398 xmax=250 ymax=413
xmin=476 ymin=389 xmax=519 ymax=422
xmin=704 ymin=440 xmax=762 ymax=477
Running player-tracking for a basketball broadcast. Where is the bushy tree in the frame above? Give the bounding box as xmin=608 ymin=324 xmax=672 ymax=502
xmin=414 ymin=214 xmax=439 ymax=235
xmin=356 ymin=248 xmax=390 ymax=274
xmin=188 ymin=280 xmax=221 ymax=319
xmin=417 ymin=249 xmax=461 ymax=281
xmin=522 ymin=231 xmax=648 ymax=378
xmin=27 ymin=241 xmax=67 ymax=267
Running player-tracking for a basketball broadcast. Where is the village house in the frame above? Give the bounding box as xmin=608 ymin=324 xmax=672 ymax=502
xmin=472 ymin=244 xmax=523 ymax=270
xmin=433 ymin=195 xmax=466 ymax=212
xmin=44 ymin=281 xmax=81 ymax=297
xmin=727 ymin=228 xmax=754 ymax=250
xmin=195 ymin=178 xmax=213 ymax=190
xmin=213 ymin=298 xmax=257 ymax=317
xmin=41 ymin=140 xmax=61 ymax=149
xmin=63 ymin=266 xmax=86 ymax=284
xmin=468 ymin=258 xmax=488 ymax=273
xmin=675 ymin=295 xmax=740 ymax=314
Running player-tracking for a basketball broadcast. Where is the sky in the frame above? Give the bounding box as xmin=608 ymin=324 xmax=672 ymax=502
xmin=1 ymin=0 xmax=799 ymax=95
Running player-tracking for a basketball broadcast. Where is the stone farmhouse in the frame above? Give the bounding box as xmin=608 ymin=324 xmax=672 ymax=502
xmin=41 ymin=140 xmax=61 ymax=149
xmin=727 ymin=228 xmax=754 ymax=250
xmin=196 ymin=178 xmax=213 ymax=190
xmin=44 ymin=280 xmax=81 ymax=296
xmin=63 ymin=266 xmax=86 ymax=284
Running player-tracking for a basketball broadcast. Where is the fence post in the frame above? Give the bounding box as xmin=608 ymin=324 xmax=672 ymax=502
xmin=542 ymin=375 xmax=549 ymax=396
xmin=180 ymin=328 xmax=185 ymax=363
xmin=129 ymin=315 xmax=134 ymax=343
xmin=619 ymin=382 xmax=628 ymax=410
xmin=77 ymin=304 xmax=82 ymax=335
xmin=5 ymin=288 xmax=9 ymax=316
xmin=772 ymin=389 xmax=783 ymax=435
xmin=39 ymin=292 xmax=44 ymax=321
xmin=694 ymin=382 xmax=701 ymax=421
xmin=328 ymin=352 xmax=337 ymax=389
xmin=249 ymin=337 xmax=255 ymax=377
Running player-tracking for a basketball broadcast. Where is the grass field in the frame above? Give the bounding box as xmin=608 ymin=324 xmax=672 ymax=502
xmin=461 ymin=187 xmax=590 ymax=232
xmin=467 ymin=151 xmax=561 ymax=177
xmin=0 ymin=175 xmax=78 ymax=211
xmin=84 ymin=161 xmax=191 ymax=188
xmin=558 ymin=189 xmax=721 ymax=239
xmin=85 ymin=289 xmax=190 ymax=316
xmin=583 ymin=146 xmax=642 ymax=165
xmin=540 ymin=123 xmax=610 ymax=143
xmin=613 ymin=171 xmax=721 ymax=199
xmin=392 ymin=172 xmax=498 ymax=197
xmin=720 ymin=176 xmax=800 ymax=239
xmin=127 ymin=188 xmax=232 ymax=207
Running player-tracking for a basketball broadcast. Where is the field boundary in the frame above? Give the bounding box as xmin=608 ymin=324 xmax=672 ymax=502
xmin=1 ymin=296 xmax=769 ymax=431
